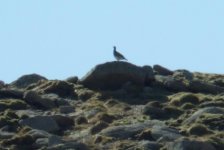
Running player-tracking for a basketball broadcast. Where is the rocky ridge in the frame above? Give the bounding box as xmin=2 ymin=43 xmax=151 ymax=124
xmin=0 ymin=61 xmax=223 ymax=150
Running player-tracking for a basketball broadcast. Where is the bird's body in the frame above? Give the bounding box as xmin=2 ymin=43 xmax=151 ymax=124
xmin=113 ymin=46 xmax=127 ymax=61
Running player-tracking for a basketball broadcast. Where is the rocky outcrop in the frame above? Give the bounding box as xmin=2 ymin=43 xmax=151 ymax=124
xmin=10 ymin=74 xmax=47 ymax=88
xmin=80 ymin=61 xmax=153 ymax=90
xmin=1 ymin=63 xmax=224 ymax=149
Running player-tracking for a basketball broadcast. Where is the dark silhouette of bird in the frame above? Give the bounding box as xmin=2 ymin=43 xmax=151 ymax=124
xmin=113 ymin=46 xmax=127 ymax=61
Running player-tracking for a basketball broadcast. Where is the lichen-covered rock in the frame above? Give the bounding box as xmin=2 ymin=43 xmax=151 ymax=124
xmin=154 ymin=75 xmax=188 ymax=91
xmin=100 ymin=120 xmax=164 ymax=139
xmin=173 ymin=69 xmax=193 ymax=80
xmin=0 ymin=99 xmax=27 ymax=111
xmin=10 ymin=74 xmax=47 ymax=88
xmin=23 ymin=91 xmax=57 ymax=109
xmin=183 ymin=107 xmax=224 ymax=125
xmin=166 ymin=138 xmax=216 ymax=150
xmin=80 ymin=61 xmax=147 ymax=90
xmin=28 ymin=80 xmax=76 ymax=98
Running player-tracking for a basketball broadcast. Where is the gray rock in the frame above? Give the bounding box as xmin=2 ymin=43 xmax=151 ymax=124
xmin=28 ymin=80 xmax=76 ymax=98
xmin=19 ymin=116 xmax=60 ymax=132
xmin=100 ymin=120 xmax=164 ymax=139
xmin=35 ymin=135 xmax=63 ymax=147
xmin=80 ymin=61 xmax=147 ymax=90
xmin=0 ymin=131 xmax=15 ymax=139
xmin=188 ymin=80 xmax=224 ymax=94
xmin=26 ymin=129 xmax=51 ymax=139
xmin=65 ymin=76 xmax=79 ymax=84
xmin=167 ymin=138 xmax=216 ymax=150
xmin=51 ymin=115 xmax=74 ymax=128
xmin=0 ymin=88 xmax=24 ymax=99
xmin=59 ymin=106 xmax=75 ymax=114
xmin=46 ymin=141 xmax=89 ymax=150
xmin=153 ymin=65 xmax=173 ymax=76
xmin=154 ymin=75 xmax=188 ymax=91
xmin=23 ymin=91 xmax=57 ymax=109
xmin=183 ymin=107 xmax=224 ymax=125
xmin=135 ymin=141 xmax=161 ymax=150
xmin=173 ymin=69 xmax=193 ymax=80
xmin=142 ymin=65 xmax=154 ymax=85
xmin=10 ymin=73 xmax=47 ymax=88
xmin=151 ymin=126 xmax=182 ymax=141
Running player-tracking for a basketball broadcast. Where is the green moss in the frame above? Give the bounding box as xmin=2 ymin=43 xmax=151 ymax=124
xmin=163 ymin=106 xmax=183 ymax=118
xmin=187 ymin=123 xmax=212 ymax=136
xmin=181 ymin=103 xmax=195 ymax=109
xmin=170 ymin=93 xmax=199 ymax=106
xmin=198 ymin=113 xmax=224 ymax=130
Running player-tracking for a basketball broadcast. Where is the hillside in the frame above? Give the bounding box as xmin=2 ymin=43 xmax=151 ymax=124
xmin=0 ymin=61 xmax=223 ymax=150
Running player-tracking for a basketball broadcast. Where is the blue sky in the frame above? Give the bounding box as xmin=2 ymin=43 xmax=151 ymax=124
xmin=0 ymin=1 xmax=224 ymax=83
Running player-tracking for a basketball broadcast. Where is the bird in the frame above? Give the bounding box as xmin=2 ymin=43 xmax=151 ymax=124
xmin=113 ymin=46 xmax=127 ymax=61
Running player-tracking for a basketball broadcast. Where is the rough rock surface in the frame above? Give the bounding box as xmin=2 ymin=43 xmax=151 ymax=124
xmin=10 ymin=74 xmax=47 ymax=88
xmin=80 ymin=61 xmax=149 ymax=90
xmin=0 ymin=63 xmax=224 ymax=149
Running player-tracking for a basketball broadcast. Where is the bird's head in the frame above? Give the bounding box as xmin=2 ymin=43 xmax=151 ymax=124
xmin=113 ymin=46 xmax=116 ymax=51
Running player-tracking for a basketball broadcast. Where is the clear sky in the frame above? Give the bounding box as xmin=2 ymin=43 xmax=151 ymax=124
xmin=0 ymin=1 xmax=224 ymax=83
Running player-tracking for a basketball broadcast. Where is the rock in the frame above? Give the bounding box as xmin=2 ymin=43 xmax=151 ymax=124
xmin=173 ymin=69 xmax=193 ymax=80
xmin=76 ymin=88 xmax=95 ymax=101
xmin=59 ymin=106 xmax=75 ymax=114
xmin=28 ymin=80 xmax=76 ymax=98
xmin=187 ymin=124 xmax=212 ymax=136
xmin=46 ymin=141 xmax=89 ymax=150
xmin=142 ymin=65 xmax=154 ymax=85
xmin=151 ymin=126 xmax=182 ymax=141
xmin=154 ymin=75 xmax=188 ymax=91
xmin=183 ymin=107 xmax=224 ymax=125
xmin=100 ymin=120 xmax=164 ymax=139
xmin=0 ymin=88 xmax=24 ymax=99
xmin=187 ymin=80 xmax=224 ymax=94
xmin=19 ymin=116 xmax=60 ymax=133
xmin=0 ymin=131 xmax=15 ymax=139
xmin=0 ymin=80 xmax=5 ymax=89
xmin=10 ymin=74 xmax=47 ymax=88
xmin=153 ymin=64 xmax=173 ymax=76
xmin=23 ymin=91 xmax=57 ymax=109
xmin=167 ymin=138 xmax=216 ymax=150
xmin=26 ymin=129 xmax=51 ymax=139
xmin=0 ymin=99 xmax=27 ymax=111
xmin=143 ymin=105 xmax=165 ymax=119
xmin=75 ymin=116 xmax=88 ymax=125
xmin=135 ymin=141 xmax=161 ymax=150
xmin=80 ymin=61 xmax=147 ymax=90
xmin=35 ymin=135 xmax=63 ymax=147
xmin=90 ymin=121 xmax=109 ymax=134
xmin=65 ymin=76 xmax=79 ymax=84
xmin=51 ymin=115 xmax=74 ymax=129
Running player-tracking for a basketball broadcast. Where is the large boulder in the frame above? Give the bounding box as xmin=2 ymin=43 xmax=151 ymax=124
xmin=80 ymin=61 xmax=151 ymax=90
xmin=19 ymin=116 xmax=60 ymax=133
xmin=153 ymin=65 xmax=173 ymax=76
xmin=23 ymin=91 xmax=57 ymax=109
xmin=10 ymin=74 xmax=47 ymax=89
